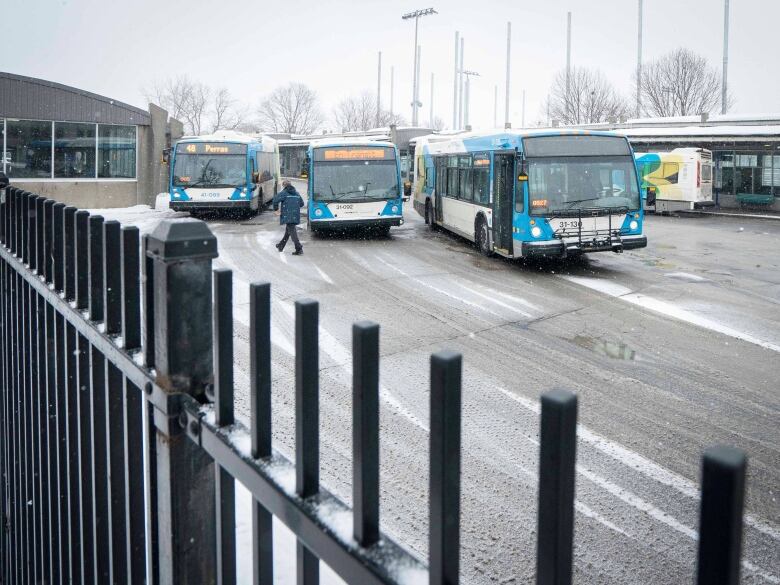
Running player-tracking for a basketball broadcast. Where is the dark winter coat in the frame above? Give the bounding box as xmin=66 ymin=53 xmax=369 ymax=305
xmin=272 ymin=185 xmax=305 ymax=225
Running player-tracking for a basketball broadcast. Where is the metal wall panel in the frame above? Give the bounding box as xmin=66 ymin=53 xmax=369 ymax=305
xmin=0 ymin=73 xmax=150 ymax=126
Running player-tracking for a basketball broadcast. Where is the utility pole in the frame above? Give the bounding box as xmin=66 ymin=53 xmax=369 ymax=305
xmin=522 ymin=89 xmax=526 ymax=127
xmin=566 ymin=11 xmax=572 ymax=120
xmin=390 ymin=66 xmax=394 ymax=116
xmin=402 ymin=8 xmax=437 ymax=126
xmin=462 ymin=70 xmax=479 ymax=129
xmin=636 ymin=0 xmax=643 ymax=118
xmin=458 ymin=36 xmax=465 ymax=129
xmin=416 ymin=45 xmax=422 ymax=125
xmin=453 ymin=30 xmax=459 ymax=130
xmin=505 ymin=21 xmax=511 ymax=128
xmin=494 ymin=85 xmax=498 ymax=128
xmin=722 ymin=0 xmax=730 ymax=114
xmin=376 ymin=51 xmax=382 ymax=127
xmin=430 ymin=72 xmax=434 ymax=128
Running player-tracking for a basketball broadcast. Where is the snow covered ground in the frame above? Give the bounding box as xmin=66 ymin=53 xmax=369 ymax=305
xmin=96 ymin=190 xmax=780 ymax=584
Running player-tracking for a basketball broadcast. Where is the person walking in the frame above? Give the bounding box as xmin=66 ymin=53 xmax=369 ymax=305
xmin=272 ymin=180 xmax=305 ymax=255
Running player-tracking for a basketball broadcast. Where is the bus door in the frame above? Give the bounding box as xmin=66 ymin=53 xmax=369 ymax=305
xmin=434 ymin=157 xmax=444 ymax=222
xmin=492 ymin=152 xmax=515 ymax=254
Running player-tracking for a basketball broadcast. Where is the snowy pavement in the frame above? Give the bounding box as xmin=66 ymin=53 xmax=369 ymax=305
xmin=97 ymin=185 xmax=780 ymax=585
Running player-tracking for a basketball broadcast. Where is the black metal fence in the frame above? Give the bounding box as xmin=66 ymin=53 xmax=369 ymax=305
xmin=0 ymin=185 xmax=749 ymax=584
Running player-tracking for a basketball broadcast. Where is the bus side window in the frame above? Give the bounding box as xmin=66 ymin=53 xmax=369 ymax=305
xmin=446 ymin=156 xmax=459 ymax=198
xmin=436 ymin=157 xmax=446 ymax=192
xmin=662 ymin=162 xmax=679 ymax=184
xmin=426 ymin=164 xmax=435 ymax=189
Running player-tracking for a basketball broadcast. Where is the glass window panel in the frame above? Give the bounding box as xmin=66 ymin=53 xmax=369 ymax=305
xmin=5 ymin=119 xmax=52 ymax=178
xmin=98 ymin=125 xmax=136 ymax=178
xmin=55 ymin=122 xmax=96 ymax=178
xmin=447 ymin=166 xmax=458 ymax=197
xmin=459 ymin=169 xmax=472 ymax=200
xmin=474 ymin=168 xmax=490 ymax=204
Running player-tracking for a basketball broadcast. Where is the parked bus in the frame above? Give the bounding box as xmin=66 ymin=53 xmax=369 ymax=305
xmin=635 ymin=148 xmax=713 ymax=213
xmin=307 ymin=139 xmax=404 ymax=235
xmin=170 ymin=132 xmax=279 ymax=216
xmin=413 ymin=130 xmax=647 ymax=258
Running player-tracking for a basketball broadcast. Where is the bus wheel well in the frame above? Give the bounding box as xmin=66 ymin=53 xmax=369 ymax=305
xmin=475 ymin=213 xmax=492 ymax=256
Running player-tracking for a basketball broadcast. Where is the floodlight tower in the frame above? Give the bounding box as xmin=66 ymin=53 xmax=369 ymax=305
xmin=402 ymin=7 xmax=437 ymax=126
xmin=462 ymin=70 xmax=480 ymax=128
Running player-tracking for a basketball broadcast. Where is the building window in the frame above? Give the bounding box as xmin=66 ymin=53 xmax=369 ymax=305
xmin=98 ymin=125 xmax=136 ymax=178
xmin=55 ymin=122 xmax=96 ymax=178
xmin=5 ymin=119 xmax=52 ymax=178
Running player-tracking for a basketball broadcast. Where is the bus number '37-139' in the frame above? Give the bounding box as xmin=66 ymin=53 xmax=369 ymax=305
xmin=412 ymin=130 xmax=648 ymax=259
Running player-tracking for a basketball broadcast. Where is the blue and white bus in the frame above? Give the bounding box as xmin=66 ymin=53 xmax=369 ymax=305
xmin=170 ymin=132 xmax=280 ymax=216
xmin=307 ymin=139 xmax=404 ymax=235
xmin=413 ymin=130 xmax=647 ymax=258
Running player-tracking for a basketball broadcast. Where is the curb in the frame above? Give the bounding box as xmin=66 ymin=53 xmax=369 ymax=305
xmin=678 ymin=210 xmax=780 ymax=221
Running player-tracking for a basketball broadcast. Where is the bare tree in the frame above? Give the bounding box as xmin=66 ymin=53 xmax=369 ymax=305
xmin=333 ymin=92 xmax=376 ymax=132
xmin=181 ymin=82 xmax=210 ymax=136
xmin=543 ymin=67 xmax=631 ymax=125
xmin=425 ymin=116 xmax=446 ymax=131
xmin=144 ymin=77 xmax=251 ymax=135
xmin=144 ymin=76 xmax=194 ymax=122
xmin=210 ymin=88 xmax=246 ymax=133
xmin=380 ymin=110 xmax=408 ymax=127
xmin=258 ymin=83 xmax=324 ymax=135
xmin=333 ymin=92 xmax=409 ymax=132
xmin=639 ymin=48 xmax=732 ymax=117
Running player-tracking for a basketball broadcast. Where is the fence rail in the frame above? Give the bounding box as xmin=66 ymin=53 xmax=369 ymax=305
xmin=0 ymin=185 xmax=749 ymax=584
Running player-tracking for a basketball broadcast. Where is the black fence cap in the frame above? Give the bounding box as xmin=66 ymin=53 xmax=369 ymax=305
xmin=146 ymin=218 xmax=218 ymax=262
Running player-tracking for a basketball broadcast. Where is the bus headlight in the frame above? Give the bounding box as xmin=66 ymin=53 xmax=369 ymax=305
xmin=629 ymin=220 xmax=639 ymax=231
xmin=314 ymin=208 xmax=323 ymax=217
xmin=531 ymin=226 xmax=542 ymax=238
xmin=173 ymin=193 xmax=180 ymax=199
xmin=391 ymin=205 xmax=399 ymax=214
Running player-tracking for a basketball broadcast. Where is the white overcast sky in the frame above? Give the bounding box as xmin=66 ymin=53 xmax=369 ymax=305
xmin=2 ymin=0 xmax=779 ymax=131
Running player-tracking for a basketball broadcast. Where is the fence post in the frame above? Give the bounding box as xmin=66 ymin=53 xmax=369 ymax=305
xmin=696 ymin=446 xmax=747 ymax=585
xmin=536 ymin=389 xmax=577 ymax=585
xmin=146 ymin=218 xmax=218 ymax=584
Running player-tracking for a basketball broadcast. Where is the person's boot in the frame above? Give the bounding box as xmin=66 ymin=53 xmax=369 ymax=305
xmin=292 ymin=248 xmax=303 ymax=256
xmin=276 ymin=242 xmax=284 ymax=252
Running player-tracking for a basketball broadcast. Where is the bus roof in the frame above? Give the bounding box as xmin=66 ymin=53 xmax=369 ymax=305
xmin=309 ymin=138 xmax=396 ymax=149
xmin=176 ymin=131 xmax=277 ymax=150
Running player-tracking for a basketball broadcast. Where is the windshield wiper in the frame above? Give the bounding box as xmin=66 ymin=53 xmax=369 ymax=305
xmin=563 ymin=196 xmax=605 ymax=209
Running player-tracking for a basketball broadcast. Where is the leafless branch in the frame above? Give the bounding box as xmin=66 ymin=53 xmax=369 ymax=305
xmin=543 ymin=67 xmax=631 ymax=126
xmin=638 ymin=48 xmax=733 ymax=117
xmin=258 ymin=83 xmax=324 ymax=135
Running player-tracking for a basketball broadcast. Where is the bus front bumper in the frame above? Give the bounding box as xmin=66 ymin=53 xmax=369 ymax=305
xmin=520 ymin=234 xmax=647 ymax=258
xmin=309 ymin=217 xmax=404 ymax=230
xmin=170 ymin=200 xmax=252 ymax=211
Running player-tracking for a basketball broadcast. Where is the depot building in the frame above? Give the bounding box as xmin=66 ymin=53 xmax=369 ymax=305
xmin=597 ymin=114 xmax=780 ymax=211
xmin=0 ymin=71 xmax=182 ymax=208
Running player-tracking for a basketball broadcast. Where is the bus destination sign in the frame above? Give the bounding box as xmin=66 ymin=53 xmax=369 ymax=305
xmin=315 ymin=147 xmax=394 ymax=161
xmin=176 ymin=142 xmax=246 ymax=155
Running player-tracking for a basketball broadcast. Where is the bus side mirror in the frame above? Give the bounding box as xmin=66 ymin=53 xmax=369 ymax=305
xmin=517 ymin=157 xmax=528 ymax=182
xmin=0 ymin=172 xmax=8 ymax=189
xmin=252 ymin=171 xmax=260 ymax=183
xmin=161 ymin=148 xmax=170 ymax=165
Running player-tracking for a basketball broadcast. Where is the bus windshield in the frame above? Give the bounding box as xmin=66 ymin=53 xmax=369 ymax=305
xmin=311 ymin=160 xmax=399 ymax=201
xmin=527 ymin=156 xmax=641 ymax=215
xmin=173 ymin=154 xmax=247 ymax=188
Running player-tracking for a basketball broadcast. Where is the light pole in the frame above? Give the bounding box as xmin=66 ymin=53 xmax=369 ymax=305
xmin=402 ymin=7 xmax=437 ymax=126
xmin=462 ymin=70 xmax=480 ymax=129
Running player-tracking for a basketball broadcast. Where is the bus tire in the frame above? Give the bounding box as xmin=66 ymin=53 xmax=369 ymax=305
xmin=476 ymin=216 xmax=492 ymax=256
xmin=425 ymin=199 xmax=433 ymax=226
